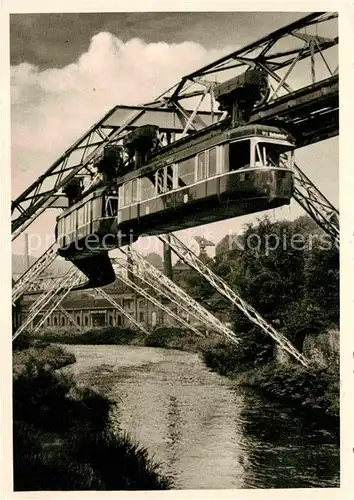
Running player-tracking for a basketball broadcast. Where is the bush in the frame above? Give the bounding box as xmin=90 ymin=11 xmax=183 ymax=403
xmin=13 ymin=353 xmax=171 ymax=490
xmin=144 ymin=327 xmax=186 ymax=348
xmin=37 ymin=327 xmax=137 ymax=345
xmin=13 ymin=344 xmax=76 ymax=375
xmin=13 ymin=360 xmax=111 ymax=433
xmin=67 ymin=430 xmax=171 ymax=490
xmin=202 ymin=327 xmax=274 ymax=375
xmin=12 ymin=331 xmax=33 ymax=351
xmin=240 ymin=360 xmax=339 ymax=424
xmin=13 ymin=420 xmax=104 ymax=491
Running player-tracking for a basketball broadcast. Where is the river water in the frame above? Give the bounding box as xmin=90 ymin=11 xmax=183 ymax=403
xmin=62 ymin=344 xmax=339 ymax=490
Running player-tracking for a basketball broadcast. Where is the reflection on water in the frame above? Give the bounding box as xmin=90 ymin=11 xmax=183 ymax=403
xmin=63 ymin=344 xmax=339 ymax=489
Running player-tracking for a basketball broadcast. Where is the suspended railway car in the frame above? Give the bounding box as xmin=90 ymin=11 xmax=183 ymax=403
xmin=55 ymin=70 xmax=295 ymax=287
xmin=55 ymin=123 xmax=294 ymax=287
xmin=117 ymin=124 xmax=294 ymax=235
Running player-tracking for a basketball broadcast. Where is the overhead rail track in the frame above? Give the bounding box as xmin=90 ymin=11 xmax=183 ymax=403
xmin=11 ymin=13 xmax=338 ymax=361
xmin=12 ymin=12 xmax=338 ymax=242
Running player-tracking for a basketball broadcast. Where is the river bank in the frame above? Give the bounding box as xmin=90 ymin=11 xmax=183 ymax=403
xmin=201 ymin=331 xmax=340 ymax=431
xmin=13 ymin=342 xmax=171 ymax=490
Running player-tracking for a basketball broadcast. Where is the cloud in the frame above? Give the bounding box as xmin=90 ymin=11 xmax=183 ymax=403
xmin=11 ymin=32 xmax=233 ymax=198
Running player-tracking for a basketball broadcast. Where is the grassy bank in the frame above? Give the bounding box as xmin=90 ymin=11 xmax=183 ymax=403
xmin=202 ymin=334 xmax=339 ymax=429
xmin=13 ymin=342 xmax=171 ymax=490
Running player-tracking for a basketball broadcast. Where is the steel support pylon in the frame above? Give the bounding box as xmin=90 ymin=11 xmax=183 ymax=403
xmin=158 ymin=233 xmax=309 ymax=367
xmin=13 ymin=266 xmax=85 ymax=340
xmin=95 ymin=288 xmax=149 ymax=335
xmin=112 ymin=262 xmax=205 ymax=337
xmin=116 ymin=246 xmax=240 ymax=344
xmin=12 ymin=243 xmax=59 ymax=304
xmin=292 ymin=161 xmax=339 ymax=245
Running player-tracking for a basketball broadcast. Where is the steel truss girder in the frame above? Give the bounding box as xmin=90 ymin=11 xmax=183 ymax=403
xmin=13 ymin=266 xmax=84 ymax=340
xmin=95 ymin=287 xmax=149 ymax=335
xmin=11 ymin=105 xmax=218 ymax=239
xmin=56 ymin=305 xmax=82 ymax=332
xmin=167 ymin=13 xmax=337 ymax=102
xmin=112 ymin=262 xmax=204 ymax=337
xmin=116 ymin=258 xmax=205 ymax=332
xmin=158 ymin=233 xmax=309 ymax=367
xmin=30 ymin=274 xmax=84 ymax=334
xmin=11 ymin=13 xmax=338 ymax=242
xmin=292 ymin=161 xmax=339 ymax=244
xmin=116 ymin=246 xmax=241 ymax=344
xmin=12 ymin=243 xmax=59 ymax=303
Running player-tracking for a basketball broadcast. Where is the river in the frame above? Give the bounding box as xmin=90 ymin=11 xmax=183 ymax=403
xmin=62 ymin=344 xmax=339 ymax=490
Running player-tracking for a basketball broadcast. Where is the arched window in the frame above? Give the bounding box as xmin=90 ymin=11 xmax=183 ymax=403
xmin=85 ymin=316 xmax=89 ymax=326
xmin=62 ymin=317 xmax=65 ymax=326
xmin=54 ymin=317 xmax=58 ymax=326
xmin=76 ymin=316 xmax=81 ymax=326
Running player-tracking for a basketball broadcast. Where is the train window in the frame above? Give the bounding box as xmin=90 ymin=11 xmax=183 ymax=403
xmin=196 ymin=152 xmax=207 ymax=181
xmin=66 ymin=215 xmax=71 ymax=235
xmin=229 ymin=140 xmax=251 ymax=170
xmin=141 ymin=176 xmax=155 ymax=201
xmin=255 ymin=142 xmax=292 ymax=168
xmin=209 ymin=148 xmax=217 ymax=177
xmin=78 ymin=206 xmax=84 ymax=228
xmin=177 ymin=157 xmax=195 ymax=187
xmin=156 ymin=169 xmax=165 ymax=194
xmin=124 ymin=182 xmax=132 ymax=206
xmin=83 ymin=202 xmax=88 ymax=224
xmin=92 ymin=197 xmax=103 ymax=220
xmin=131 ymin=179 xmax=138 ymax=203
xmin=166 ymin=165 xmax=174 ymax=190
xmin=219 ymin=145 xmax=228 ymax=173
xmin=105 ymin=196 xmax=119 ymax=217
xmin=156 ymin=165 xmax=175 ymax=194
xmin=86 ymin=200 xmax=92 ymax=223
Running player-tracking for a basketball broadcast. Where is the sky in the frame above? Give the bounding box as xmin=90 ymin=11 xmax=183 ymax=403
xmin=10 ymin=11 xmax=339 ymax=259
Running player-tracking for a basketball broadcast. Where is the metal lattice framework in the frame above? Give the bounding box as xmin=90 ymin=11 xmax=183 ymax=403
xmin=112 ymin=263 xmax=205 ymax=337
xmin=292 ymin=161 xmax=339 ymax=245
xmin=14 ymin=251 xmax=209 ymax=338
xmin=13 ymin=266 xmax=85 ymax=340
xmin=12 ymin=12 xmax=339 ymax=243
xmin=12 ymin=243 xmax=59 ymax=303
xmin=95 ymin=288 xmax=149 ymax=335
xmin=11 ymin=13 xmax=339 ymax=362
xmin=158 ymin=233 xmax=309 ymax=367
xmin=115 ymin=247 xmax=241 ymax=344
